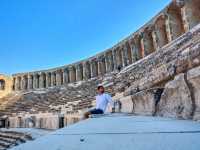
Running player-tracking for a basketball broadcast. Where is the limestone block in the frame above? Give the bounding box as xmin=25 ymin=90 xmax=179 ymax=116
xmin=187 ymin=66 xmax=200 ymax=120
xmin=131 ymin=90 xmax=157 ymax=116
xmin=119 ymin=96 xmax=133 ymax=113
xmin=157 ymin=74 xmax=193 ymax=119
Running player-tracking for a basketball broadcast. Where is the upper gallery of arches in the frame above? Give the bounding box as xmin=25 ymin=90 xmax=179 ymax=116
xmin=12 ymin=0 xmax=200 ymax=91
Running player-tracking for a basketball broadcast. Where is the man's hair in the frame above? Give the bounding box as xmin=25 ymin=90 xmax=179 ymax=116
xmin=97 ymin=85 xmax=104 ymax=90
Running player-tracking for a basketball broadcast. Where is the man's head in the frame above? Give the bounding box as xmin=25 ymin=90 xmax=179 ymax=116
xmin=97 ymin=85 xmax=104 ymax=94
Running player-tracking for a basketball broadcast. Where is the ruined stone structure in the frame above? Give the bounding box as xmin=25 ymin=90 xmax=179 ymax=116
xmin=0 ymin=0 xmax=200 ymax=130
xmin=9 ymin=0 xmax=200 ymax=91
xmin=0 ymin=75 xmax=13 ymax=99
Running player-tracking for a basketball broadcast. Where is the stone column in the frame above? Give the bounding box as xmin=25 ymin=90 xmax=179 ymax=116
xmin=164 ymin=14 xmax=172 ymax=43
xmin=151 ymin=30 xmax=159 ymax=51
xmin=180 ymin=5 xmax=189 ymax=32
xmin=15 ymin=77 xmax=19 ymax=90
xmin=46 ymin=73 xmax=51 ymax=88
xmin=23 ymin=76 xmax=28 ymax=90
xmin=140 ymin=35 xmax=145 ymax=58
xmin=69 ymin=66 xmax=76 ymax=83
xmin=112 ymin=49 xmax=117 ymax=71
xmin=76 ymin=64 xmax=83 ymax=81
xmin=28 ymin=74 xmax=33 ymax=90
xmin=121 ymin=45 xmax=128 ymax=67
xmin=56 ymin=70 xmax=62 ymax=86
xmin=83 ymin=62 xmax=91 ymax=80
xmin=104 ymin=53 xmax=109 ymax=73
xmin=142 ymin=28 xmax=155 ymax=56
xmin=33 ymin=74 xmax=39 ymax=89
xmin=104 ymin=52 xmax=113 ymax=73
xmin=39 ymin=73 xmax=43 ymax=88
xmin=90 ymin=59 xmax=98 ymax=78
xmin=51 ymin=72 xmax=56 ymax=86
xmin=108 ymin=50 xmax=115 ymax=72
xmin=125 ymin=42 xmax=133 ymax=65
xmin=63 ymin=68 xmax=69 ymax=84
xmin=97 ymin=56 xmax=106 ymax=76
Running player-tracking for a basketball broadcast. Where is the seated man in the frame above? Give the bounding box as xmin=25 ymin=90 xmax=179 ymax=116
xmin=84 ymin=85 xmax=114 ymax=119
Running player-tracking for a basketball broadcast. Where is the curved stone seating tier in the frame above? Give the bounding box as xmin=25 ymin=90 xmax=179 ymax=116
xmin=0 ymin=78 xmax=110 ymax=116
xmin=0 ymin=131 xmax=32 ymax=150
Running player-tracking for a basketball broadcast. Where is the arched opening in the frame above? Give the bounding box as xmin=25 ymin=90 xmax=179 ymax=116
xmin=76 ymin=64 xmax=83 ymax=81
xmin=12 ymin=77 xmax=16 ymax=90
xmin=115 ymin=47 xmax=123 ymax=70
xmin=91 ymin=59 xmax=98 ymax=77
xmin=84 ymin=61 xmax=91 ymax=79
xmin=17 ymin=76 xmax=22 ymax=90
xmin=125 ymin=42 xmax=133 ymax=65
xmin=167 ymin=3 xmax=185 ymax=40
xmin=0 ymin=79 xmax=5 ymax=90
xmin=154 ymin=15 xmax=168 ymax=48
xmin=142 ymin=27 xmax=155 ymax=56
xmin=47 ymin=73 xmax=51 ymax=87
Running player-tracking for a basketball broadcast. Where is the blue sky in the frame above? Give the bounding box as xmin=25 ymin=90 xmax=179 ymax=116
xmin=0 ymin=0 xmax=171 ymax=75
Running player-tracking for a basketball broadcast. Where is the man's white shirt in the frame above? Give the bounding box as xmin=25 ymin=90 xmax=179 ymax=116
xmin=95 ymin=93 xmax=114 ymax=112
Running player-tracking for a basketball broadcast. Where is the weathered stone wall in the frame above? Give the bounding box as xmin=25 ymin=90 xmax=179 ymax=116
xmin=8 ymin=112 xmax=81 ymax=129
xmin=0 ymin=75 xmax=13 ymax=98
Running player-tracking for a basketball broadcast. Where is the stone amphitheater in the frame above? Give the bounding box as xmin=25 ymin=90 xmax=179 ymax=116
xmin=0 ymin=0 xmax=200 ymax=149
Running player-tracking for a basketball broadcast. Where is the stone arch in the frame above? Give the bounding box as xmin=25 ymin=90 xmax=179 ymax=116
xmin=154 ymin=14 xmax=169 ymax=48
xmin=184 ymin=0 xmax=200 ymax=29
xmin=0 ymin=79 xmax=5 ymax=90
xmin=167 ymin=3 xmax=185 ymax=40
xmin=142 ymin=27 xmax=155 ymax=56
xmin=25 ymin=117 xmax=35 ymax=128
